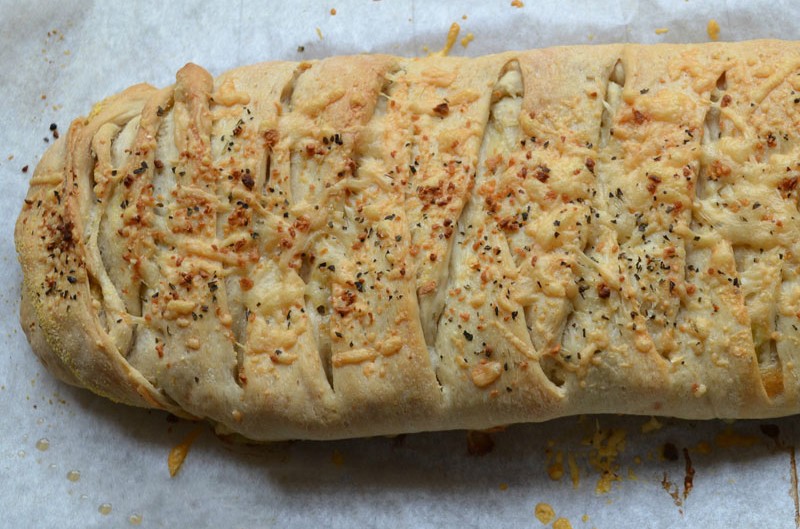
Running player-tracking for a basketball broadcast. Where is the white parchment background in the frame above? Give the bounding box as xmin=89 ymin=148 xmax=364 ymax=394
xmin=2 ymin=1 xmax=800 ymax=527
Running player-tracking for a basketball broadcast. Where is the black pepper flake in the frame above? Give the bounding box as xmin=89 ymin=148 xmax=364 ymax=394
xmin=49 ymin=123 xmax=57 ymax=131
xmin=21 ymin=165 xmax=28 ymax=173
xmin=66 ymin=275 xmax=77 ymax=284
xmin=354 ymin=280 xmax=364 ymax=292
xmin=463 ymin=330 xmax=473 ymax=341
xmin=327 ymin=264 xmax=336 ymax=272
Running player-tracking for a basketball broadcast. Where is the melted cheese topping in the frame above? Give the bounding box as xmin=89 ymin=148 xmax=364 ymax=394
xmin=17 ymin=41 xmax=800 ymax=441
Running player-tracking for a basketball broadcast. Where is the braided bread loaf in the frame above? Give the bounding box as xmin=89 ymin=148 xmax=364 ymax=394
xmin=17 ymin=41 xmax=800 ymax=440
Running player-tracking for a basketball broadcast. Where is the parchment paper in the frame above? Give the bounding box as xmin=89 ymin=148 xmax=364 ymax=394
xmin=2 ymin=1 xmax=800 ymax=527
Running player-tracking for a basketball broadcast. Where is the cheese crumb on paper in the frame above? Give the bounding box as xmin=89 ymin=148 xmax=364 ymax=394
xmin=168 ymin=427 xmax=202 ymax=477
xmin=534 ymin=502 xmax=555 ymax=524
xmin=641 ymin=416 xmax=663 ymax=433
xmin=707 ymin=19 xmax=721 ymax=40
xmin=553 ymin=518 xmax=573 ymax=529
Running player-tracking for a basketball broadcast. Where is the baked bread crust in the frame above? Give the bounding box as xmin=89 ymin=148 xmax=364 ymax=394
xmin=16 ymin=41 xmax=800 ymax=440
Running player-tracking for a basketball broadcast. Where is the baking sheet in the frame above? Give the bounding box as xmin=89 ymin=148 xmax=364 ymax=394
xmin=2 ymin=1 xmax=800 ymax=527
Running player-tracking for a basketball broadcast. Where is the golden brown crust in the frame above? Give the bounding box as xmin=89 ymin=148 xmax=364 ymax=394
xmin=16 ymin=41 xmax=800 ymax=440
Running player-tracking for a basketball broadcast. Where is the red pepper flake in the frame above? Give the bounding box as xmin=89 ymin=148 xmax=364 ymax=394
xmin=433 ymin=102 xmax=449 ymax=117
xmin=647 ymin=174 xmax=662 ymax=193
xmin=47 ymin=219 xmax=75 ymax=252
xmin=498 ymin=216 xmax=519 ymax=232
xmin=154 ymin=159 xmax=164 ymax=170
xmin=241 ymin=173 xmax=255 ymax=190
xmin=239 ymin=277 xmax=254 ymax=291
xmin=720 ymin=94 xmax=732 ymax=107
xmin=335 ymin=290 xmax=357 ymax=316
xmin=767 ymin=132 xmax=777 ymax=148
xmin=585 ymin=157 xmax=595 ymax=172
xmin=779 ymin=176 xmax=799 ymax=193
xmin=633 ymin=109 xmax=646 ymax=124
xmin=597 ymin=282 xmax=611 ymax=299
xmin=534 ymin=165 xmax=551 ymax=183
